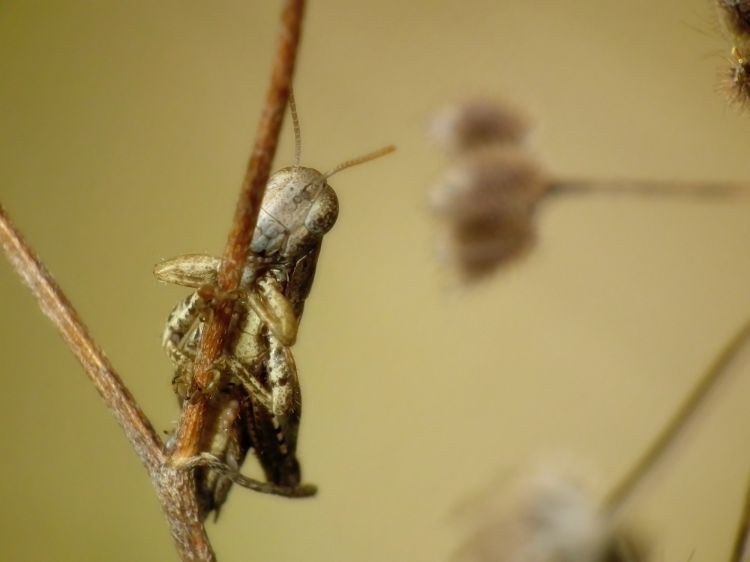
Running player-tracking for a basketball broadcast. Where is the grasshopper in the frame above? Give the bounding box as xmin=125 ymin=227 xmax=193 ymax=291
xmin=155 ymin=93 xmax=394 ymax=517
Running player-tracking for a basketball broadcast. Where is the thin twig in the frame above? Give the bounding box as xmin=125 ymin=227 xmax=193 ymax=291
xmin=731 ymin=476 xmax=750 ymax=562
xmin=605 ymin=317 xmax=750 ymax=514
xmin=172 ymin=0 xmax=305 ymax=461
xmin=0 ymin=205 xmax=164 ymax=471
xmin=0 ymin=205 xmax=213 ymax=561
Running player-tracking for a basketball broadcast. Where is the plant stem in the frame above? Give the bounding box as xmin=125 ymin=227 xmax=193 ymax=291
xmin=0 ymin=205 xmax=164 ymax=471
xmin=552 ymin=178 xmax=750 ymax=199
xmin=605 ymin=317 xmax=750 ymax=514
xmin=0 ymin=1 xmax=307 ymax=559
xmin=172 ymin=0 xmax=306 ymax=463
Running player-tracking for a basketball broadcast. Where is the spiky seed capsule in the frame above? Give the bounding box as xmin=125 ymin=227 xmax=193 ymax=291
xmin=430 ymin=97 xmax=530 ymax=154
xmin=717 ymin=0 xmax=750 ymax=47
xmin=726 ymin=47 xmax=750 ymax=108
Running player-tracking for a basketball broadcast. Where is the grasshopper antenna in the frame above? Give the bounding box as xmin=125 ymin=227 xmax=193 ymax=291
xmin=289 ymin=87 xmax=302 ymax=168
xmin=324 ymin=145 xmax=396 ymax=179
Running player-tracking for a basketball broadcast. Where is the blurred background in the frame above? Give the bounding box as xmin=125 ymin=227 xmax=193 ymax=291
xmin=1 ymin=1 xmax=750 ymax=560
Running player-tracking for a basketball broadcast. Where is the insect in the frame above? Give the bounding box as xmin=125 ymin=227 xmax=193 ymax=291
xmin=155 ymin=92 xmax=394 ymax=517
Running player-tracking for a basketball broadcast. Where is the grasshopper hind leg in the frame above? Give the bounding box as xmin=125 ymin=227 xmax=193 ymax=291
xmin=243 ymin=392 xmax=303 ymax=490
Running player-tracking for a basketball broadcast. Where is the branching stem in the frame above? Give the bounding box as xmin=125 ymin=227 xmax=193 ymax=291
xmin=0 ymin=1 xmax=305 ymax=560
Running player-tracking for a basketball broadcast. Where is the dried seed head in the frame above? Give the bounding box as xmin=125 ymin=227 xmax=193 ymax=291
xmin=438 ymin=211 xmax=536 ymax=282
xmin=430 ymin=146 xmax=549 ymax=281
xmin=726 ymin=46 xmax=750 ymax=108
xmin=453 ymin=471 xmax=648 ymax=562
xmin=431 ymin=147 xmax=549 ymax=219
xmin=430 ymin=97 xmax=530 ymax=154
xmin=716 ymin=0 xmax=750 ymax=46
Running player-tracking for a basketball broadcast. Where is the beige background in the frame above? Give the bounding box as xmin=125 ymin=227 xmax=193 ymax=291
xmin=1 ymin=1 xmax=749 ymax=561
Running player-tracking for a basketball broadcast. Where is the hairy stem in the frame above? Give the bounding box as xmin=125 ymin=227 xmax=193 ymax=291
xmin=0 ymin=205 xmax=164 ymax=471
xmin=0 ymin=206 xmax=214 ymax=561
xmin=0 ymin=1 xmax=307 ymax=560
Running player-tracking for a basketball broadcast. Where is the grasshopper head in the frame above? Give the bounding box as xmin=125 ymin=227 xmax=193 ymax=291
xmin=249 ymin=90 xmax=394 ymax=260
xmin=250 ymin=167 xmax=339 ymax=259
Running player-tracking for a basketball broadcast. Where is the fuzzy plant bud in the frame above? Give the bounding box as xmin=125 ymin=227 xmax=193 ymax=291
xmin=431 ymin=147 xmax=549 ymax=219
xmin=727 ymin=47 xmax=750 ymax=108
xmin=430 ymin=146 xmax=549 ymax=281
xmin=437 ymin=208 xmax=536 ymax=282
xmin=430 ymin=97 xmax=530 ymax=154
xmin=716 ymin=0 xmax=750 ymax=48
xmin=453 ymin=471 xmax=647 ymax=562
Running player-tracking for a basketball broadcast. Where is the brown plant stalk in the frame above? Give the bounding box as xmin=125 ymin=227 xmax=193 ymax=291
xmin=171 ymin=0 xmax=305 ymax=463
xmin=0 ymin=1 xmax=305 ymax=561
xmin=0 ymin=207 xmax=165 ymax=470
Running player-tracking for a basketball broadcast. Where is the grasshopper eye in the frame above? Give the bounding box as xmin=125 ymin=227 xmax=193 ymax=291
xmin=304 ymin=188 xmax=339 ymax=234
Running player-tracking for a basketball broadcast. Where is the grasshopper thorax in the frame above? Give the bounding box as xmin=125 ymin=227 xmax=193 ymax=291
xmin=250 ymin=166 xmax=339 ymax=259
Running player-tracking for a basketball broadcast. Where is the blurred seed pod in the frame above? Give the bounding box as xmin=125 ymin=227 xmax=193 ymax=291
xmin=437 ymin=210 xmax=537 ymax=282
xmin=716 ymin=0 xmax=750 ymax=48
xmin=430 ymin=146 xmax=549 ymax=281
xmin=430 ymin=97 xmax=531 ymax=154
xmin=715 ymin=1 xmax=750 ymax=109
xmin=429 ymin=97 xmax=750 ymax=283
xmin=431 ymin=147 xmax=549 ymax=219
xmin=452 ymin=471 xmax=648 ymax=562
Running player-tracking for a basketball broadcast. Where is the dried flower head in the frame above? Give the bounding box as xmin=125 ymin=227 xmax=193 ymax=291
xmin=726 ymin=46 xmax=750 ymax=108
xmin=430 ymin=97 xmax=531 ymax=154
xmin=453 ymin=471 xmax=647 ymax=562
xmin=716 ymin=0 xmax=750 ymax=45
xmin=431 ymin=146 xmax=549 ymax=281
xmin=431 ymin=147 xmax=549 ymax=219
xmin=438 ymin=211 xmax=536 ymax=281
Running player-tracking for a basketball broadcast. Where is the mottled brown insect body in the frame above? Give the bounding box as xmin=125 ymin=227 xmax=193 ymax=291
xmin=157 ymin=166 xmax=344 ymax=513
xmin=155 ymin=97 xmax=394 ymax=516
xmin=163 ymin=267 xmax=305 ymax=517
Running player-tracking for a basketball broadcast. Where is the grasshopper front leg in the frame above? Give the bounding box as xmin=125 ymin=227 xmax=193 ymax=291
xmin=154 ymin=253 xmax=298 ymax=345
xmin=247 ymin=275 xmax=299 ymax=346
xmin=162 ymin=291 xmax=206 ymax=368
xmin=161 ymin=291 xmax=272 ymax=405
